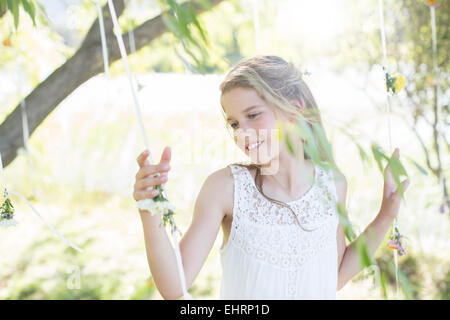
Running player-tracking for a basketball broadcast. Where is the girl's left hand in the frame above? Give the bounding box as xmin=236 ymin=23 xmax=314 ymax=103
xmin=379 ymin=148 xmax=411 ymax=219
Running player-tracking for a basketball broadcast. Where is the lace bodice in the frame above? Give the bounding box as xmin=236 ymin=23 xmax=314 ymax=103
xmin=219 ymin=162 xmax=339 ymax=299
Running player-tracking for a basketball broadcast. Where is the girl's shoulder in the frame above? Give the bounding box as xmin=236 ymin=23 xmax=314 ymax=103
xmin=207 ymin=162 xmax=256 ymax=216
xmin=202 ymin=165 xmax=236 ymax=216
xmin=227 ymin=162 xmax=256 ymax=176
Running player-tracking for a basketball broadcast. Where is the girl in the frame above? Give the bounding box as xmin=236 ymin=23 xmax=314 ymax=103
xmin=133 ymin=55 xmax=410 ymax=300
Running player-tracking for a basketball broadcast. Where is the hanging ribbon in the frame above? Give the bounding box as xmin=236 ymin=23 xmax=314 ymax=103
xmin=378 ymin=0 xmax=410 ymax=299
xmin=252 ymin=0 xmax=261 ymax=54
xmin=19 ymin=100 xmax=37 ymax=199
xmin=124 ymin=0 xmax=143 ymax=90
xmin=95 ymin=1 xmax=110 ymax=77
xmin=106 ymin=0 xmax=192 ymax=300
xmin=15 ymin=48 xmax=37 ymax=201
xmin=428 ymin=1 xmax=445 ymax=213
xmin=378 ymin=0 xmax=398 ymax=300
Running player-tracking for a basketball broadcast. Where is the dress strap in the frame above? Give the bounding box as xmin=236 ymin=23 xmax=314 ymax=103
xmin=325 ymin=167 xmax=339 ymax=209
xmin=227 ymin=164 xmax=246 ymax=221
xmin=221 ymin=164 xmax=251 ymax=252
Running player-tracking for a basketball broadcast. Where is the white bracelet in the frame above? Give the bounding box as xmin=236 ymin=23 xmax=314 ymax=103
xmin=136 ymin=198 xmax=176 ymax=216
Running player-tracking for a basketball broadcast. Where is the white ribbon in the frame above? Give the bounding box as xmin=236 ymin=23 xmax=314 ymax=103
xmin=378 ymin=0 xmax=399 ymax=299
xmin=252 ymin=0 xmax=260 ymax=54
xmin=0 ymin=151 xmax=6 ymax=197
xmin=106 ymin=0 xmax=191 ymax=300
xmin=20 ymin=100 xmax=39 ymax=199
xmin=430 ymin=6 xmax=438 ymax=73
xmin=429 ymin=6 xmax=444 ymax=198
xmin=96 ymin=1 xmax=110 ymax=77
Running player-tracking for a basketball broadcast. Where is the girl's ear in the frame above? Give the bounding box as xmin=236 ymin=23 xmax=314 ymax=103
xmin=285 ymin=99 xmax=304 ymax=123
xmin=290 ymin=98 xmax=305 ymax=111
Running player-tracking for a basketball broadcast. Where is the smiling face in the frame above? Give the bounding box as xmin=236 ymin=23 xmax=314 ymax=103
xmin=221 ymin=87 xmax=292 ymax=166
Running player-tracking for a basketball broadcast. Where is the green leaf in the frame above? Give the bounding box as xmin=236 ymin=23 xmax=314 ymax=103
xmin=409 ymin=158 xmax=428 ymax=175
xmin=21 ymin=0 xmax=36 ymax=26
xmin=370 ymin=143 xmax=388 ymax=174
xmin=162 ymin=14 xmax=182 ymax=37
xmin=284 ymin=131 xmax=295 ymax=156
xmin=312 ymin=122 xmax=334 ymax=164
xmin=356 ymin=143 xmax=369 ymax=165
xmin=388 ymin=153 xmax=409 ymax=199
xmin=35 ymin=0 xmax=49 ymax=25
xmin=356 ymin=235 xmax=374 ymax=270
xmin=186 ymin=5 xmax=208 ymax=45
xmin=397 ymin=268 xmax=415 ymax=300
xmin=0 ymin=0 xmax=7 ymax=11
xmin=380 ymin=270 xmax=388 ymax=299
xmin=295 ymin=117 xmax=321 ymax=163
xmin=8 ymin=0 xmax=19 ymax=29
xmin=336 ymin=203 xmax=356 ymax=242
xmin=174 ymin=46 xmax=198 ymax=73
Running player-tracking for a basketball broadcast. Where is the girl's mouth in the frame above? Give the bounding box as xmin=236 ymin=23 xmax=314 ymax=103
xmin=246 ymin=140 xmax=264 ymax=151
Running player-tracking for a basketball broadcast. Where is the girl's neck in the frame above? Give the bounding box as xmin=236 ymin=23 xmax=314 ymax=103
xmin=259 ymin=144 xmax=314 ymax=196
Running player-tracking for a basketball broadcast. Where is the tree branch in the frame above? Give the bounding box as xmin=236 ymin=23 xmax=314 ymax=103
xmin=0 ymin=0 xmax=225 ymax=168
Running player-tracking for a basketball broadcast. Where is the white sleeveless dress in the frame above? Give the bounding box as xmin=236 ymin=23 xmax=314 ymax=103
xmin=219 ymin=163 xmax=339 ymax=299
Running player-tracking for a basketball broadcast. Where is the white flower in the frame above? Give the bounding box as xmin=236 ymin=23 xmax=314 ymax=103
xmin=0 ymin=218 xmax=18 ymax=228
xmin=137 ymin=199 xmax=176 ymax=216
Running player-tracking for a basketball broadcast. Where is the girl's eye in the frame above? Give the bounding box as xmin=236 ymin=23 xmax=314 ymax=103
xmin=230 ymin=113 xmax=260 ymax=129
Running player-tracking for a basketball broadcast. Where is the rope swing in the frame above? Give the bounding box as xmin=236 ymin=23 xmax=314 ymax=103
xmin=105 ymin=0 xmax=192 ymax=300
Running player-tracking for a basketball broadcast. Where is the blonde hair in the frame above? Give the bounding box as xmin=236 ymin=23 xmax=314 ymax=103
xmin=219 ymin=55 xmax=337 ymax=218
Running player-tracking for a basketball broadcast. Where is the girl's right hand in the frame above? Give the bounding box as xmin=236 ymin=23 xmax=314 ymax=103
xmin=133 ymin=146 xmax=172 ymax=202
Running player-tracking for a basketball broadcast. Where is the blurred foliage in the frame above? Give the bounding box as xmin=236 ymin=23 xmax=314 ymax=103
xmin=435 ymin=269 xmax=450 ymax=300
xmin=281 ymin=107 xmax=421 ymax=299
xmin=334 ymin=0 xmax=449 ymax=151
xmin=375 ymin=245 xmax=422 ymax=299
xmin=0 ymin=0 xmax=45 ymax=29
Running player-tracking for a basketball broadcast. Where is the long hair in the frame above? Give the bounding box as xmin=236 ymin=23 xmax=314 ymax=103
xmin=218 ymin=55 xmax=338 ymax=217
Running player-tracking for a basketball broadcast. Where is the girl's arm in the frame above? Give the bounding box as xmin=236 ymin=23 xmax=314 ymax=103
xmin=140 ymin=167 xmax=231 ymax=300
xmin=336 ymin=210 xmax=396 ymax=290
xmin=335 ymin=148 xmax=410 ymax=290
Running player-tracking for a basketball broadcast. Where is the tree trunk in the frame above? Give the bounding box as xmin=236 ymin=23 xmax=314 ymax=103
xmin=0 ymin=0 xmax=225 ymax=168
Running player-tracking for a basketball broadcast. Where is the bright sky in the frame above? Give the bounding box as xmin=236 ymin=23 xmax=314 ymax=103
xmin=275 ymin=0 xmax=346 ymax=42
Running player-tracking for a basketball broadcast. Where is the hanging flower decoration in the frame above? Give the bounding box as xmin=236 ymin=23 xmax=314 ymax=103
xmin=426 ymin=0 xmax=440 ymax=8
xmin=385 ymin=68 xmax=407 ymax=95
xmin=0 ymin=190 xmax=17 ymax=228
xmin=2 ymin=38 xmax=12 ymax=47
xmin=137 ymin=183 xmax=177 ymax=229
xmin=301 ymin=69 xmax=311 ymax=77
xmin=393 ymin=73 xmax=407 ymax=93
xmin=386 ymin=224 xmax=407 ymax=256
